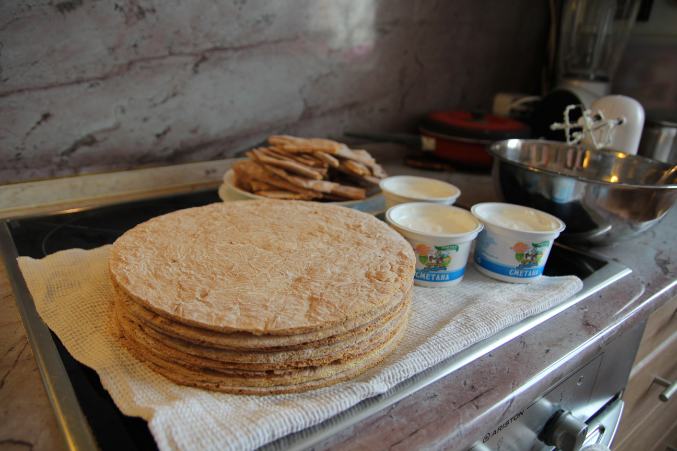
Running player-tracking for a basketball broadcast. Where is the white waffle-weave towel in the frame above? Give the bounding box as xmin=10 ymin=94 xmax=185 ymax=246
xmin=18 ymin=245 xmax=582 ymax=451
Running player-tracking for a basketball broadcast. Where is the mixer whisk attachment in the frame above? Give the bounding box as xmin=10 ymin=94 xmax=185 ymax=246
xmin=550 ymin=105 xmax=626 ymax=150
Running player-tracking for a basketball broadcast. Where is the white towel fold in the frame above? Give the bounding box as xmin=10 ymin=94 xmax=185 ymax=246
xmin=18 ymin=245 xmax=582 ymax=451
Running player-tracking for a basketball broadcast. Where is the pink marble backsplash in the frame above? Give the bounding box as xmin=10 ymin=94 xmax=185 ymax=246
xmin=0 ymin=1 xmax=549 ymax=184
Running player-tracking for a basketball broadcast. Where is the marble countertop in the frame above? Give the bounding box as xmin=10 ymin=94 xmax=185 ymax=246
xmin=1 ymin=157 xmax=676 ymax=451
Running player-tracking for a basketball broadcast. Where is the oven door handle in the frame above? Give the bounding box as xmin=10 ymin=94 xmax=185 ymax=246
xmin=580 ymin=398 xmax=624 ymax=449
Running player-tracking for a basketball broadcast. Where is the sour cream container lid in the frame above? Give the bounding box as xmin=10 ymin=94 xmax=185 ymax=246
xmin=387 ymin=202 xmax=483 ymax=240
xmin=471 ymin=203 xmax=565 ymax=241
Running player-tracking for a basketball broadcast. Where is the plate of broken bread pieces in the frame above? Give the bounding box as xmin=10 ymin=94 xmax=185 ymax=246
xmin=220 ymin=135 xmax=387 ymax=205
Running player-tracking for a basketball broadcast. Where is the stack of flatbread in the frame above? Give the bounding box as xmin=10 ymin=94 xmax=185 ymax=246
xmin=228 ymin=135 xmax=387 ymax=202
xmin=109 ymin=200 xmax=415 ymax=395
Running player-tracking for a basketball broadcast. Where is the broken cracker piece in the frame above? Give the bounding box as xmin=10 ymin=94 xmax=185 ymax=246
xmin=231 ymin=160 xmax=321 ymax=199
xmin=335 ymin=144 xmax=376 ymax=167
xmin=372 ymin=163 xmax=387 ymax=179
xmin=262 ymin=164 xmax=339 ymax=194
xmin=268 ymin=135 xmax=342 ymax=154
xmin=330 ymin=184 xmax=366 ymax=200
xmin=269 ymin=147 xmax=327 ymax=168
xmin=248 ymin=149 xmax=323 ymax=180
xmin=313 ymin=151 xmax=340 ymax=168
xmin=254 ymin=190 xmax=314 ymax=200
xmin=250 ymin=180 xmax=279 ymax=192
xmin=342 ymin=160 xmax=371 ymax=177
xmin=336 ymin=163 xmax=382 ymax=185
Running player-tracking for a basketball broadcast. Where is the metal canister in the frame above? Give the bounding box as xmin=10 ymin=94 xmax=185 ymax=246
xmin=637 ymin=109 xmax=677 ymax=165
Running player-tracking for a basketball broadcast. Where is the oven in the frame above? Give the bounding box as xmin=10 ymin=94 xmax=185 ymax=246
xmin=0 ymin=187 xmax=637 ymax=451
xmin=464 ymin=322 xmax=644 ymax=451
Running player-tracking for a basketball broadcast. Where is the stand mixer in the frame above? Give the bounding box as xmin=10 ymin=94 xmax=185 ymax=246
xmin=530 ymin=0 xmax=643 ymax=142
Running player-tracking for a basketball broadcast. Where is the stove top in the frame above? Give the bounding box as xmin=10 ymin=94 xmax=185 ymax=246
xmin=0 ymin=188 xmax=631 ymax=451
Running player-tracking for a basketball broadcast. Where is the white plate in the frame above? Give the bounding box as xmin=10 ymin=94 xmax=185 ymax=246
xmin=220 ymin=169 xmax=383 ymax=207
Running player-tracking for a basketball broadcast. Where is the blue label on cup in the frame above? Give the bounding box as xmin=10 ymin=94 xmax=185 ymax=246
xmin=473 ymin=254 xmax=544 ymax=278
xmin=473 ymin=228 xmax=553 ymax=280
xmin=415 ymin=265 xmax=467 ymax=282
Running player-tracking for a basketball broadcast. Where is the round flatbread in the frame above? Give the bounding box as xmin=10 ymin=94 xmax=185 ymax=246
xmin=117 ymin=281 xmax=413 ymax=351
xmin=109 ymin=200 xmax=415 ymax=335
xmin=116 ymin=292 xmax=411 ymax=369
xmin=121 ymin=309 xmax=409 ymax=395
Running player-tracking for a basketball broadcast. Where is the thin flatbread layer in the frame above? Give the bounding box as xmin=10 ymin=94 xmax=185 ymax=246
xmin=117 ymin=305 xmax=410 ymax=377
xmin=109 ymin=200 xmax=415 ymax=334
xmin=116 ymin=294 xmax=410 ymax=369
xmin=120 ymin=309 xmax=408 ymax=395
xmin=125 ymin=312 xmax=406 ymax=385
xmin=118 ymin=281 xmax=413 ymax=351
xmin=117 ymin=289 xmax=410 ymax=360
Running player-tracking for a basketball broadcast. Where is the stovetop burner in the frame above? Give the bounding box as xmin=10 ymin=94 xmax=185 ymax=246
xmin=8 ymin=189 xmax=222 ymax=259
xmin=1 ymin=188 xmax=630 ymax=451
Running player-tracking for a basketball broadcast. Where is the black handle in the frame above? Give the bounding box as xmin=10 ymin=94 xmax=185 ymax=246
xmin=344 ymin=132 xmax=426 ymax=151
xmin=469 ymin=109 xmax=489 ymax=123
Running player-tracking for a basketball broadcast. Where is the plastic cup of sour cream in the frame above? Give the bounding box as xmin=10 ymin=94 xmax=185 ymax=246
xmin=386 ymin=202 xmax=483 ymax=287
xmin=470 ymin=203 xmax=566 ymax=283
xmin=379 ymin=176 xmax=461 ymax=209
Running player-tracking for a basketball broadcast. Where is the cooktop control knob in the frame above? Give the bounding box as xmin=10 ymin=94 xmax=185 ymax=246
xmin=541 ymin=409 xmax=588 ymax=451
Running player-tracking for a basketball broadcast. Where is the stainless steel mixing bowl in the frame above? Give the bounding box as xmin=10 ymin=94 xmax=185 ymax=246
xmin=487 ymin=139 xmax=677 ymax=246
